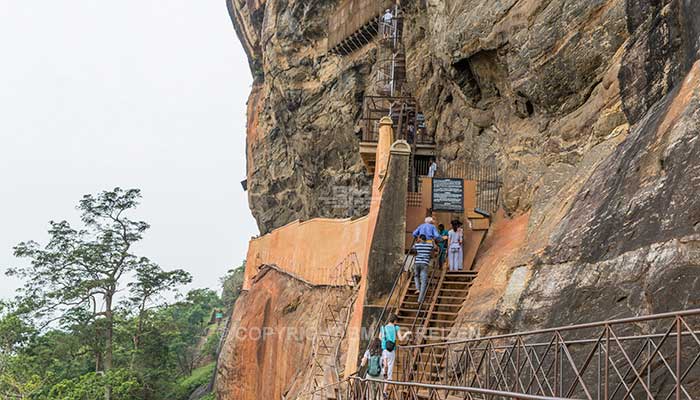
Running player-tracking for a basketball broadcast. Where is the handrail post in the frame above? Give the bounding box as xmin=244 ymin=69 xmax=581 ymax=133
xmin=604 ymin=326 xmax=609 ymax=400
xmin=486 ymin=341 xmax=491 ymax=398
xmin=446 ymin=344 xmax=450 ymax=385
xmin=554 ymin=334 xmax=559 ymax=397
xmin=676 ymin=317 xmax=681 ymax=400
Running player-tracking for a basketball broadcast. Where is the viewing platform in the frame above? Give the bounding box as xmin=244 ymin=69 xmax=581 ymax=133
xmin=360 ymin=139 xmax=435 ymax=175
xmin=358 ymin=95 xmax=436 ymax=174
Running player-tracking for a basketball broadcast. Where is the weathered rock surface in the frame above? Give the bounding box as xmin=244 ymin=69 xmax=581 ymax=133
xmin=222 ymin=0 xmax=700 ymax=397
xmin=214 ymin=266 xmax=353 ymax=400
xmin=439 ymin=0 xmax=700 ymax=336
xmin=227 ymin=0 xmax=373 ymax=234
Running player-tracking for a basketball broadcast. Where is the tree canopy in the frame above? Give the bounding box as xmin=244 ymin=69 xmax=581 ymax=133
xmin=1 ymin=188 xmax=246 ymax=400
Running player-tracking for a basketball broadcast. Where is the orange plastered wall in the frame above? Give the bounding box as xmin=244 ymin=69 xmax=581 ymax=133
xmin=244 ymin=217 xmax=370 ymax=289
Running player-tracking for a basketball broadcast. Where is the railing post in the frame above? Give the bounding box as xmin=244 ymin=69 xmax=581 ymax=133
xmin=486 ymin=342 xmax=491 ymax=399
xmin=646 ymin=338 xmax=651 ymax=400
xmin=676 ymin=317 xmax=682 ymax=400
xmin=559 ymin=338 xmax=564 ymax=398
xmin=604 ymin=325 xmax=609 ymax=400
xmin=446 ymin=344 xmax=450 ymax=385
xmin=463 ymin=344 xmax=469 ymax=388
xmin=516 ymin=339 xmax=521 ymax=393
xmin=554 ymin=334 xmax=559 ymax=397
xmin=597 ymin=339 xmax=601 ymax=400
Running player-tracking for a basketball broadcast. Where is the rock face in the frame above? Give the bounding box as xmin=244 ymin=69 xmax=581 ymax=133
xmin=429 ymin=0 xmax=700 ymax=334
xmin=214 ymin=266 xmax=354 ymax=400
xmin=227 ymin=0 xmax=373 ymax=234
xmin=222 ymin=0 xmax=700 ymax=397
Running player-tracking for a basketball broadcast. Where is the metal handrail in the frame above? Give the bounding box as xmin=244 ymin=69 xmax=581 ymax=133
xmin=399 ymin=257 xmax=445 ymax=385
xmin=377 ymin=16 xmax=404 ymax=49
xmin=358 ymin=238 xmax=417 ymax=374
xmin=403 ymin=308 xmax=700 ymax=349
xmin=406 ymin=257 xmax=441 ymax=341
xmin=395 ymin=309 xmax=700 ymax=400
xmin=347 ymin=376 xmax=571 ymax=400
xmin=296 ymin=377 xmax=351 ymax=399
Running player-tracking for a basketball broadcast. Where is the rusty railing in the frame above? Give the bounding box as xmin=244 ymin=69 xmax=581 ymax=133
xmin=346 ymin=376 xmax=570 ymax=400
xmin=360 ymin=96 xmax=434 ymax=145
xmin=396 ymin=309 xmax=700 ymax=400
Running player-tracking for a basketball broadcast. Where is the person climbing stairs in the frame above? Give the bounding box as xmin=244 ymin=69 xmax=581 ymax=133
xmin=389 ymin=255 xmax=478 ymax=383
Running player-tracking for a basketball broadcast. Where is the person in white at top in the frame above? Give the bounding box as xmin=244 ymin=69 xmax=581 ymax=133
xmin=428 ymin=157 xmax=437 ymax=177
xmin=448 ymin=220 xmax=464 ymax=271
xmin=382 ymin=9 xmax=393 ymax=38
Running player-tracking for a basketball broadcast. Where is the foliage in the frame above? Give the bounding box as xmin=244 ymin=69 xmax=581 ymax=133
xmin=167 ymin=289 xmax=222 ymax=376
xmin=1 ymin=189 xmax=241 ymax=400
xmin=220 ymin=261 xmax=245 ymax=311
xmin=168 ymin=363 xmax=215 ymax=400
xmin=8 ymin=188 xmax=148 ymax=328
xmin=46 ymin=369 xmax=139 ymax=400
xmin=202 ymin=331 xmax=221 ymax=360
xmin=0 ymin=356 xmax=43 ymax=400
xmin=6 ymin=188 xmax=181 ymax=384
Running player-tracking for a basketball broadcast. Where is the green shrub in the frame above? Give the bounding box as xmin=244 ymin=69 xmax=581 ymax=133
xmin=169 ymin=362 xmax=215 ymax=400
xmin=47 ymin=369 xmax=139 ymax=400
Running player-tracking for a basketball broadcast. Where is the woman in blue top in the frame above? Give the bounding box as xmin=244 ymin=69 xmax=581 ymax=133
xmin=379 ymin=314 xmax=411 ymax=397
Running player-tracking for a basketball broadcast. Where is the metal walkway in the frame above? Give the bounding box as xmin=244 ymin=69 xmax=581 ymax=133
xmin=303 ymin=307 xmax=700 ymax=399
xmin=391 ymin=309 xmax=700 ymax=400
xmin=294 ymin=253 xmax=362 ymax=400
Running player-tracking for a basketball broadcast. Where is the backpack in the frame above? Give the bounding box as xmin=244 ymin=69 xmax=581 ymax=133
xmin=383 ymin=326 xmax=396 ymax=352
xmin=367 ymin=354 xmax=382 ymax=377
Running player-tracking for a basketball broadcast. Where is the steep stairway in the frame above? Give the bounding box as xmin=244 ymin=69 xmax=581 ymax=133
xmin=392 ymin=259 xmax=478 ymax=383
xmin=296 ymin=254 xmax=362 ymax=400
xmin=313 ymin=293 xmax=354 ymax=387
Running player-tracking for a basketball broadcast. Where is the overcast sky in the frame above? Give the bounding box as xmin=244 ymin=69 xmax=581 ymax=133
xmin=0 ymin=1 xmax=257 ymax=299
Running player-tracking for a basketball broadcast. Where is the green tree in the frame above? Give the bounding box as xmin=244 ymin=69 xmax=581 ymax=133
xmin=168 ymin=289 xmax=221 ymax=376
xmin=0 ymin=303 xmax=34 ymax=352
xmin=0 ymin=304 xmax=42 ymax=400
xmin=2 ymin=188 xmax=236 ymax=399
xmin=220 ymin=262 xmax=245 ymax=311
xmin=125 ymin=263 xmax=191 ymax=365
xmin=47 ymin=369 xmax=139 ymax=400
xmin=5 ymin=188 xmax=175 ymax=400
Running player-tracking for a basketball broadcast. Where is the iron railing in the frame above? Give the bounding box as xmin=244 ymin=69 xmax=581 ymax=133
xmin=294 ymin=253 xmax=362 ymax=400
xmin=347 ymin=376 xmax=571 ymax=400
xmin=376 ymin=54 xmax=406 ymax=97
xmin=360 ymin=96 xmax=434 ymax=145
xmin=357 ymin=240 xmax=418 ymax=377
xmin=378 ymin=14 xmax=403 ymax=50
xmin=408 ymin=160 xmax=501 ymax=214
xmin=396 ymin=309 xmax=700 ymax=400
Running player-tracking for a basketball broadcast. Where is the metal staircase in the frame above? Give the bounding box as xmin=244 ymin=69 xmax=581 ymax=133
xmin=295 ymin=253 xmax=362 ymax=400
xmin=307 ymin=289 xmax=358 ymax=400
xmin=347 ymin=309 xmax=700 ymax=400
xmin=358 ymin=7 xmax=436 ymax=177
xmin=393 ymin=260 xmax=478 ymax=383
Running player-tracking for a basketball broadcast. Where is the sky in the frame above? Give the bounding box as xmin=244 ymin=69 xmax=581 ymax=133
xmin=0 ymin=1 xmax=257 ymax=299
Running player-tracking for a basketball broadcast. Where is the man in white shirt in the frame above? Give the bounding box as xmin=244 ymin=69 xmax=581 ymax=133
xmin=382 ymin=9 xmax=393 ymax=38
xmin=428 ymin=158 xmax=437 ymax=178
